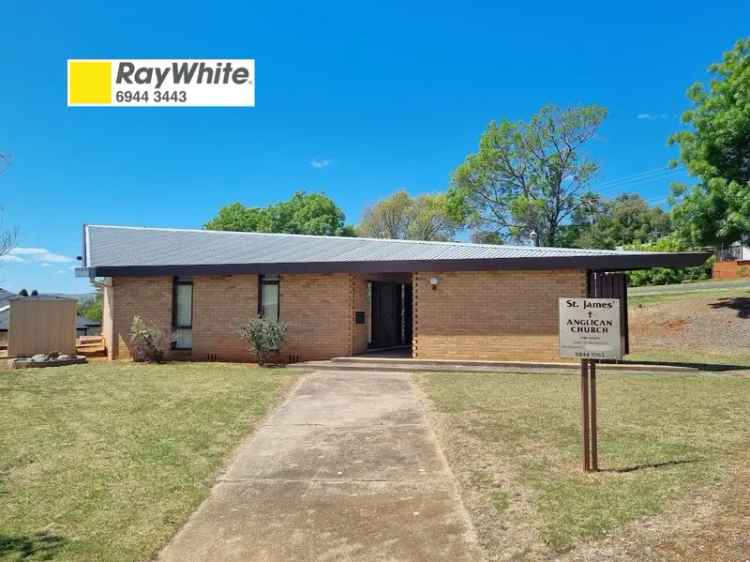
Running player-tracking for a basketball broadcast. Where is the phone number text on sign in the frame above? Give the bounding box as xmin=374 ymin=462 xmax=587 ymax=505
xmin=115 ymin=91 xmax=187 ymax=103
xmin=68 ymin=59 xmax=255 ymax=107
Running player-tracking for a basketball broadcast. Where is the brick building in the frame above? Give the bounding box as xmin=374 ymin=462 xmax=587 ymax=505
xmin=78 ymin=225 xmax=709 ymax=362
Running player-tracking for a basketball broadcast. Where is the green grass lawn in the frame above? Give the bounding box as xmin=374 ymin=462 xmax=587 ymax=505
xmin=628 ymin=287 xmax=750 ymax=307
xmin=0 ymin=362 xmax=298 ymax=562
xmin=417 ymin=370 xmax=750 ymax=555
xmin=625 ymin=349 xmax=750 ymax=367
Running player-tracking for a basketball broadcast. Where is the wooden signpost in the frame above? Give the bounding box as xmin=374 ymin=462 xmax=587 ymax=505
xmin=559 ymin=298 xmax=623 ymax=472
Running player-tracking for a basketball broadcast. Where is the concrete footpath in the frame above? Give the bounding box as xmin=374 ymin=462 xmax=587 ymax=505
xmin=158 ymin=370 xmax=482 ymax=562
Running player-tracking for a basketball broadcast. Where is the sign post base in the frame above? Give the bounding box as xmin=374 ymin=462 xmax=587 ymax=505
xmin=581 ymin=359 xmax=598 ymax=472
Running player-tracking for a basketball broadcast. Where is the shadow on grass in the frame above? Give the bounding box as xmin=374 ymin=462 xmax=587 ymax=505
xmin=600 ymin=458 xmax=701 ymax=474
xmin=709 ymin=297 xmax=750 ymax=319
xmin=0 ymin=532 xmax=66 ymax=561
xmin=610 ymin=359 xmax=750 ymax=372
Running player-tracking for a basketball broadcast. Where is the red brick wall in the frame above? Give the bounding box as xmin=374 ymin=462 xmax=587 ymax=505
xmin=105 ymin=269 xmax=587 ymax=362
xmin=106 ymin=273 xmax=362 ymax=362
xmin=713 ymin=260 xmax=750 ymax=280
xmin=109 ymin=276 xmax=172 ymax=360
xmin=278 ymin=273 xmax=356 ymax=361
xmin=192 ymin=275 xmax=258 ymax=361
xmin=412 ymin=270 xmax=587 ymax=361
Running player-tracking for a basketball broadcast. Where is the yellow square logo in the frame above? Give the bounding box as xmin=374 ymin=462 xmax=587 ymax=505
xmin=68 ymin=61 xmax=112 ymax=105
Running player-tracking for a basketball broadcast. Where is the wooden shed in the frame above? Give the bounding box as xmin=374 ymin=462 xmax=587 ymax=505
xmin=8 ymin=296 xmax=77 ymax=357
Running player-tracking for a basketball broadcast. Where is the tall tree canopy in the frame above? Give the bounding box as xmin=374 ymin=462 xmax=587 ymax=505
xmin=448 ymin=105 xmax=607 ymax=247
xmin=669 ymin=37 xmax=750 ymax=247
xmin=205 ymin=191 xmax=353 ymax=236
xmin=358 ymin=191 xmax=457 ymax=241
xmin=572 ymin=193 xmax=671 ymax=249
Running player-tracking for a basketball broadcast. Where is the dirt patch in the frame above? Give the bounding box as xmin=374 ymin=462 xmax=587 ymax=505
xmin=629 ymin=292 xmax=750 ymax=361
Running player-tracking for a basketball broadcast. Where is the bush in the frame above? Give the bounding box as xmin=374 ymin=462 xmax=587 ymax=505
xmin=129 ymin=316 xmax=167 ymax=363
xmin=625 ymin=237 xmax=713 ymax=287
xmin=239 ymin=318 xmax=288 ymax=365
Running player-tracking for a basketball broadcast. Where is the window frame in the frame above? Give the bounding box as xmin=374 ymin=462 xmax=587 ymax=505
xmin=172 ymin=277 xmax=194 ymax=350
xmin=258 ymin=274 xmax=280 ymax=321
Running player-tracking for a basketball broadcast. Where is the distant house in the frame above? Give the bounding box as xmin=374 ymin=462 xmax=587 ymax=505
xmin=76 ymin=316 xmax=102 ymax=337
xmin=713 ymin=240 xmax=750 ymax=279
xmin=716 ymin=240 xmax=750 ymax=261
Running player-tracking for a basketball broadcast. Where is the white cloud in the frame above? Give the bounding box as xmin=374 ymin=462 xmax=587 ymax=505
xmin=636 ymin=113 xmax=670 ymax=120
xmin=310 ymin=159 xmax=331 ymax=168
xmin=8 ymin=247 xmax=74 ymax=263
xmin=0 ymin=254 xmax=24 ymax=263
xmin=41 ymin=263 xmax=51 ymax=267
xmin=56 ymin=270 xmax=65 ymax=275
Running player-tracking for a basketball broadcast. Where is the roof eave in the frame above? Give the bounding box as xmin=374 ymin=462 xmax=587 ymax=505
xmin=83 ymin=252 xmax=711 ymax=277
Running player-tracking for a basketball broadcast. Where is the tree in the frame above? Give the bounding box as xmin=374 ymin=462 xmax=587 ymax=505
xmin=447 ymin=105 xmax=607 ymax=246
xmin=470 ymin=231 xmax=505 ymax=245
xmin=205 ymin=191 xmax=352 ymax=236
xmin=358 ymin=191 xmax=458 ymax=241
xmin=78 ymin=289 xmax=103 ymax=322
xmin=574 ymin=194 xmax=671 ymax=249
xmin=625 ymin=237 xmax=713 ymax=287
xmin=669 ymin=37 xmax=750 ymax=247
xmin=359 ymin=191 xmax=411 ymax=239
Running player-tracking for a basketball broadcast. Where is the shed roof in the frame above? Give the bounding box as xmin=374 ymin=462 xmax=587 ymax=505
xmin=77 ymin=224 xmax=710 ymax=276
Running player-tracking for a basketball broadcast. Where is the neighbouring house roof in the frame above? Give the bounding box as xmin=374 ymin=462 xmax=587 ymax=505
xmin=76 ymin=316 xmax=101 ymax=330
xmin=77 ymin=224 xmax=711 ymax=277
xmin=0 ymin=288 xmax=14 ymax=305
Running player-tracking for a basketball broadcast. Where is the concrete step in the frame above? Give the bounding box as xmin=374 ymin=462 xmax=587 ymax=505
xmin=290 ymin=359 xmax=699 ymax=374
xmin=78 ymin=350 xmax=107 ymax=358
xmin=330 ymin=355 xmax=582 ymax=369
xmin=77 ymin=336 xmax=106 ymax=358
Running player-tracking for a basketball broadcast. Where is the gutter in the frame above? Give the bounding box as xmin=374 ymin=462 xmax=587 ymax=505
xmin=76 ymin=252 xmax=712 ymax=278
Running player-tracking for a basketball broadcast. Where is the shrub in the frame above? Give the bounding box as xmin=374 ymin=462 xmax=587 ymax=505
xmin=239 ymin=318 xmax=288 ymax=365
xmin=129 ymin=316 xmax=167 ymax=363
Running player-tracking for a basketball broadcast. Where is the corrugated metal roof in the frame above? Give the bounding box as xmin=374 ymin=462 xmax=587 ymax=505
xmin=85 ymin=225 xmax=629 ymax=266
xmin=79 ymin=224 xmax=710 ymax=275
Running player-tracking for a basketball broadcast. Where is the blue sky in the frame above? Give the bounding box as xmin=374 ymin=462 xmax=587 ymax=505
xmin=1 ymin=1 xmax=748 ymax=294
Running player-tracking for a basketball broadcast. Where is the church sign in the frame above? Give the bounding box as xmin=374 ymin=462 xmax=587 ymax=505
xmin=559 ymin=298 xmax=622 ymax=360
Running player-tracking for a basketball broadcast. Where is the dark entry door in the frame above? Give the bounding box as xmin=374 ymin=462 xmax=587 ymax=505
xmin=371 ymin=282 xmax=402 ymax=348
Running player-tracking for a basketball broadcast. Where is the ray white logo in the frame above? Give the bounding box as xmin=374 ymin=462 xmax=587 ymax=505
xmin=67 ymin=59 xmax=255 ymax=107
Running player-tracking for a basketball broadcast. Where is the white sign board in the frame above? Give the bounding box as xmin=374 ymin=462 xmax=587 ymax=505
xmin=559 ymin=298 xmax=622 ymax=360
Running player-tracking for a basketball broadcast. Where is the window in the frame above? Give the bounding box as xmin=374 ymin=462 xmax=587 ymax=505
xmin=173 ymin=277 xmax=193 ymax=349
xmin=259 ymin=274 xmax=280 ymax=322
